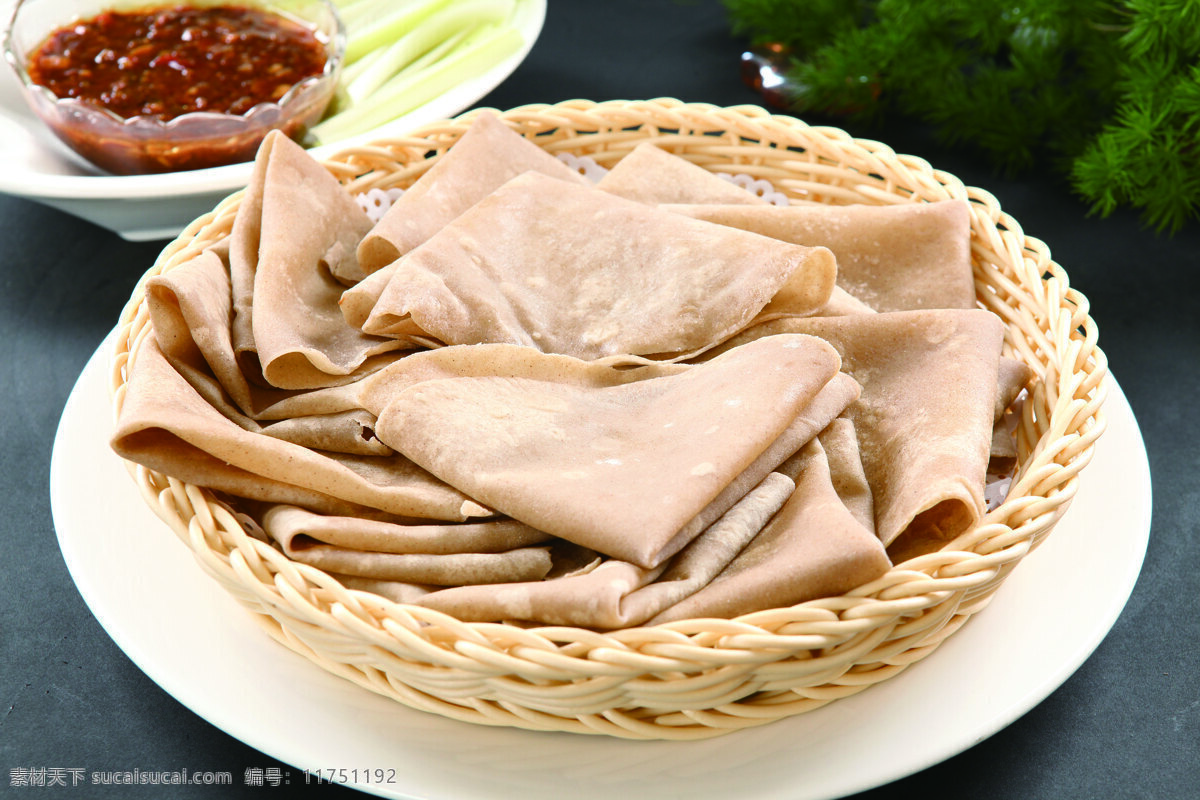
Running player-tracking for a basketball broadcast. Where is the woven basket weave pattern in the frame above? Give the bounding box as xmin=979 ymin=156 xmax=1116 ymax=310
xmin=109 ymin=99 xmax=1107 ymax=740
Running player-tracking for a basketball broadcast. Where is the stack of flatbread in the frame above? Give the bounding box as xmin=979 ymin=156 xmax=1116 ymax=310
xmin=112 ymin=112 xmax=1030 ymax=629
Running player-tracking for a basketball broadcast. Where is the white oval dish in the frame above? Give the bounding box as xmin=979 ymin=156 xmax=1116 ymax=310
xmin=0 ymin=0 xmax=546 ymax=240
xmin=50 ymin=331 xmax=1152 ymax=800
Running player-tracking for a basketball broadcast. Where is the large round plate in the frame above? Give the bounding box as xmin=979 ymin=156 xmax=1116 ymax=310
xmin=0 ymin=0 xmax=545 ymax=241
xmin=51 ymin=333 xmax=1151 ymax=799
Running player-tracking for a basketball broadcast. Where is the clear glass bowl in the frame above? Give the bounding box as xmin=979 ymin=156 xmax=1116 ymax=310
xmin=3 ymin=0 xmax=345 ymax=175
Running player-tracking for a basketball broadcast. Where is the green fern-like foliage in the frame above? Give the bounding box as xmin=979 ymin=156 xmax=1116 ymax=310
xmin=726 ymin=0 xmax=1200 ymax=232
xmin=1072 ymin=1 xmax=1200 ymax=232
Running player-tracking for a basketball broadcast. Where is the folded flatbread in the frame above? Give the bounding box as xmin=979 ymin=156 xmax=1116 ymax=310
xmin=112 ymin=128 xmax=1026 ymax=625
xmin=342 ymin=171 xmax=838 ymax=360
xmin=260 ymin=505 xmax=555 ymax=585
xmin=652 ymin=419 xmax=891 ymax=622
xmin=227 ymin=130 xmax=404 ymax=391
xmin=664 ymin=200 xmax=975 ymax=312
xmin=990 ymin=357 xmax=1033 ymax=471
xmin=277 ymin=540 xmax=555 ymax=585
xmin=144 ymin=230 xmax=399 ymax=459
xmin=145 ymin=243 xmax=369 ymax=425
xmin=707 ymin=309 xmax=1005 ymax=558
xmin=597 ymin=142 xmax=769 ymax=205
xmin=996 ymin=357 xmax=1033 ymax=421
xmin=357 ymin=341 xmax=858 ymax=542
xmin=325 ymin=540 xmax=604 ymax=606
xmin=415 ymin=471 xmax=798 ymax=627
xmin=371 ymin=334 xmax=854 ymax=567
xmin=260 ymin=505 xmax=551 ymax=553
xmin=357 ymin=110 xmax=588 ymax=273
xmin=111 ymin=336 xmax=488 ymax=520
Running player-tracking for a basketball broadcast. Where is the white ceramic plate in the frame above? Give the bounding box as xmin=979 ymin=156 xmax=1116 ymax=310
xmin=51 ymin=333 xmax=1151 ymax=800
xmin=0 ymin=0 xmax=546 ymax=241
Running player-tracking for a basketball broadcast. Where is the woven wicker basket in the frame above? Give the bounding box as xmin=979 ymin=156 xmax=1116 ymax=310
xmin=109 ymin=98 xmax=1108 ymax=740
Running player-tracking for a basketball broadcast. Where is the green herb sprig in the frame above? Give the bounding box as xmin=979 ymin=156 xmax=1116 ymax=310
xmin=726 ymin=0 xmax=1200 ymax=233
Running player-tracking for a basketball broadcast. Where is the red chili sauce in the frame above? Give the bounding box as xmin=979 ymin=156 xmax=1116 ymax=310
xmin=26 ymin=4 xmax=329 ymax=121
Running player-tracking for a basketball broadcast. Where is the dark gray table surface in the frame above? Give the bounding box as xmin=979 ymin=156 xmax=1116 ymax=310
xmin=3 ymin=2 xmax=1197 ymax=798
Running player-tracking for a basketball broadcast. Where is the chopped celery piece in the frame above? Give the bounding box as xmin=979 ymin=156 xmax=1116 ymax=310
xmin=341 ymin=0 xmax=453 ymax=64
xmin=312 ymin=22 xmax=524 ymax=143
xmin=345 ymin=0 xmax=515 ymax=104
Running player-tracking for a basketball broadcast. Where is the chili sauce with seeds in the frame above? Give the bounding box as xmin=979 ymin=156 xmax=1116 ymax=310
xmin=26 ymin=3 xmax=329 ymax=121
